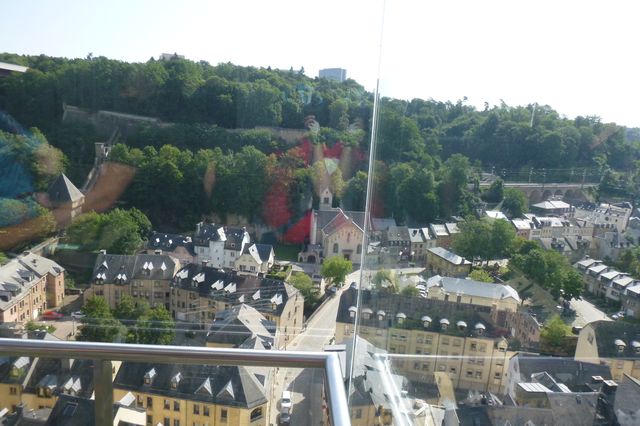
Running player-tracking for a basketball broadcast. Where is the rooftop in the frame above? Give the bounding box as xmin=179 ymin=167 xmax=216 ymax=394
xmin=427 ymin=276 xmax=521 ymax=303
xmin=427 ymin=247 xmax=471 ymax=266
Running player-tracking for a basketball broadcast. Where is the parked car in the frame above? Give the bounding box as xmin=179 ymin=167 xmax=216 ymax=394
xmin=42 ymin=310 xmax=64 ymax=320
xmin=280 ymin=390 xmax=292 ymax=414
xmin=278 ymin=413 xmax=291 ymax=426
xmin=70 ymin=311 xmax=85 ymax=320
xmin=328 ymin=286 xmax=338 ymax=297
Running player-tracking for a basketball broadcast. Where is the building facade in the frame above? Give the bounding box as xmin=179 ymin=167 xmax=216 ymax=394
xmin=425 ymin=247 xmax=472 ymax=278
xmin=0 ymin=252 xmax=65 ymax=325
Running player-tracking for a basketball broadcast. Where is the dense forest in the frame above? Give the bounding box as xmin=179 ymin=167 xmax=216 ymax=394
xmin=1 ymin=53 xmax=639 ymax=237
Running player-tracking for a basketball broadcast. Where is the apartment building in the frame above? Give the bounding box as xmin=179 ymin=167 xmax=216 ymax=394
xmin=145 ymin=232 xmax=196 ymax=265
xmin=235 ymin=243 xmax=275 ymax=276
xmin=113 ymin=362 xmax=268 ymax=426
xmin=574 ymin=257 xmax=640 ymax=312
xmin=0 ymin=333 xmax=98 ymax=415
xmin=425 ymin=275 xmax=521 ymax=312
xmin=408 ymin=227 xmax=436 ymax=265
xmin=193 ymin=222 xmax=251 ymax=269
xmin=425 ymin=247 xmax=472 ymax=278
xmin=84 ymin=253 xmax=180 ymax=310
xmin=205 ymin=304 xmax=275 ymax=349
xmin=0 ymin=252 xmax=65 ymax=325
xmin=575 ymin=320 xmax=640 ymax=382
xmin=335 ymin=287 xmax=515 ymax=394
xmin=170 ymin=264 xmax=303 ymax=349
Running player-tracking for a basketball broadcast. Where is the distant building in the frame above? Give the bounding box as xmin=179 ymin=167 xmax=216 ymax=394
xmin=235 ymin=244 xmax=275 ymax=276
xmin=44 ymin=173 xmax=85 ymax=226
xmin=300 ymin=208 xmax=365 ymax=265
xmin=193 ymin=223 xmax=251 ymax=270
xmin=144 ymin=231 xmax=196 ymax=265
xmin=336 ymin=287 xmax=514 ymax=394
xmin=84 ymin=252 xmax=180 ymax=311
xmin=159 ymin=53 xmax=185 ymax=61
xmin=425 ymin=276 xmax=521 ymax=312
xmin=0 ymin=61 xmax=28 ymax=77
xmin=408 ymin=227 xmax=436 ymax=265
xmin=425 ymin=247 xmax=471 ymax=278
xmin=170 ymin=264 xmax=303 ymax=348
xmin=531 ymin=199 xmax=574 ymax=216
xmin=318 ymin=68 xmax=347 ymax=82
xmin=0 ymin=252 xmax=65 ymax=325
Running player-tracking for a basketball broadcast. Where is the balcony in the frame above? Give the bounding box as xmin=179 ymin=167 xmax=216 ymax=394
xmin=0 ymin=338 xmax=349 ymax=426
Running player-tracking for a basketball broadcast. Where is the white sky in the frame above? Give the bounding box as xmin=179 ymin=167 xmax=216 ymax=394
xmin=2 ymin=0 xmax=639 ymax=126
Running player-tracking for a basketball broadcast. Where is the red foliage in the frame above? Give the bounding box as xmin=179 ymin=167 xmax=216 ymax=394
xmin=262 ymin=185 xmax=292 ymax=228
xmin=283 ymin=210 xmax=311 ymax=244
xmin=323 ymin=141 xmax=344 ymax=159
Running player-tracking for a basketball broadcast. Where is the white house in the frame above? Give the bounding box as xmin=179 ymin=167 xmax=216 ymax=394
xmin=193 ymin=222 xmax=251 ymax=269
xmin=236 ymin=243 xmax=275 ymax=276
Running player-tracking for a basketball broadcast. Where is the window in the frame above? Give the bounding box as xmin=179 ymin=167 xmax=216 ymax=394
xmin=475 ymin=371 xmax=482 ymax=379
xmin=449 ymin=367 xmax=457 ymax=374
xmin=147 ymin=397 xmax=153 ymax=408
xmin=250 ymin=407 xmax=263 ymax=421
xmin=9 ymin=387 xmax=17 ymax=395
xmin=470 ymin=343 xmax=477 ymax=351
xmin=173 ymin=420 xmax=180 ymax=426
xmin=466 ymin=370 xmax=473 ymax=377
xmin=333 ymin=243 xmax=339 ymax=253
xmin=174 ymin=401 xmax=180 ymax=411
xmin=164 ymin=418 xmax=169 ymax=426
xmin=164 ymin=400 xmax=170 ymax=410
xmin=146 ymin=414 xmax=152 ymax=425
xmin=355 ymin=408 xmax=362 ymax=419
xmin=220 ymin=409 xmax=228 ymax=422
xmin=137 ymin=395 xmax=143 ymax=406
xmin=203 ymin=406 xmax=210 ymax=416
xmin=193 ymin=404 xmax=200 ymax=415
xmin=494 ymin=372 xmax=502 ymax=379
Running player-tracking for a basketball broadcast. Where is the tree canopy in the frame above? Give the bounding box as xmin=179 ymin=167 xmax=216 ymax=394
xmin=321 ymin=256 xmax=352 ymax=286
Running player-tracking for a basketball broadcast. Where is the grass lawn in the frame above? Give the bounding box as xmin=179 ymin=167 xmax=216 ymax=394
xmin=274 ymin=244 xmax=302 ymax=261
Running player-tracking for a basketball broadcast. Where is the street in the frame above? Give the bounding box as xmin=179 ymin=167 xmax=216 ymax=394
xmin=268 ymin=269 xmax=354 ymax=426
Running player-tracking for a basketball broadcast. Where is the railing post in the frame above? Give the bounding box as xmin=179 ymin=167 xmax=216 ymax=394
xmin=94 ymin=360 xmax=114 ymax=426
xmin=324 ymin=353 xmax=351 ymax=425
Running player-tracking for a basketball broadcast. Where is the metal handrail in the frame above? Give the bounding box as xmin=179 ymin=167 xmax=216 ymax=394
xmin=0 ymin=338 xmax=350 ymax=426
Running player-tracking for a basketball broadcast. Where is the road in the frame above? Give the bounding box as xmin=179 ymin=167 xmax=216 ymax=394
xmin=570 ymin=297 xmax=612 ymax=327
xmin=268 ymin=270 xmax=356 ymax=426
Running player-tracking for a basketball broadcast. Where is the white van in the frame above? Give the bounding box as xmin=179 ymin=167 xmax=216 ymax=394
xmin=280 ymin=390 xmax=292 ymax=414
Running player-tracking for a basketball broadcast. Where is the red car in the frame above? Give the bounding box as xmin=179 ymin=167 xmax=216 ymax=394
xmin=42 ymin=310 xmax=64 ymax=320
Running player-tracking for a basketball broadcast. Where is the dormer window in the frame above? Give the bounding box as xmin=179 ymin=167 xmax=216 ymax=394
xmin=421 ymin=316 xmax=432 ymax=328
xmin=440 ymin=318 xmax=450 ymax=331
xmin=456 ymin=321 xmax=467 ymax=331
xmin=348 ymin=306 xmax=357 ymax=319
xmin=632 ymin=341 xmax=640 ymax=354
xmin=144 ymin=368 xmax=157 ymax=385
xmin=362 ymin=308 xmax=373 ymax=320
xmin=396 ymin=313 xmax=406 ymax=324
xmin=377 ymin=310 xmax=386 ymax=321
xmin=615 ymin=339 xmax=627 ymax=353
xmin=171 ymin=372 xmax=182 ymax=390
xmin=475 ymin=323 xmax=486 ymax=335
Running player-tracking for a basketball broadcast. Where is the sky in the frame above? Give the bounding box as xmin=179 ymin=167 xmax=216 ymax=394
xmin=1 ymin=0 xmax=639 ymax=126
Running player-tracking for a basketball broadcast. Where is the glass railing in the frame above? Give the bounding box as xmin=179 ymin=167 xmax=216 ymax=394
xmin=2 ymin=1 xmax=640 ymax=425
xmin=0 ymin=338 xmax=348 ymax=426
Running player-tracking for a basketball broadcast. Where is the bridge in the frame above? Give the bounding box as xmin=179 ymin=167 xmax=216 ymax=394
xmin=478 ymin=182 xmax=598 ymax=204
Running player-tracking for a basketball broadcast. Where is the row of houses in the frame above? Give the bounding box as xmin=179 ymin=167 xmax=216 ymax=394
xmin=83 ymin=252 xmax=304 ymax=349
xmin=146 ymin=221 xmax=275 ymax=276
xmin=574 ymin=257 xmax=640 ymax=318
xmin=0 ymin=302 xmax=278 ymax=425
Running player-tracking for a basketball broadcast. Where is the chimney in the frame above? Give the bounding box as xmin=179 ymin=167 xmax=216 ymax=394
xmin=591 ymin=375 xmax=604 ymax=384
xmin=602 ymin=380 xmax=618 ymax=395
xmin=154 ymin=249 xmax=162 ymax=255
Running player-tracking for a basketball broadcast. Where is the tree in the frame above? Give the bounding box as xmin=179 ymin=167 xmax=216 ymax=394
xmin=289 ymin=272 xmax=320 ymax=311
xmin=321 ymin=256 xmax=352 ymax=286
xmin=490 ymin=219 xmax=516 ymax=259
xmin=342 ymin=171 xmax=368 ymax=211
xmin=481 ymin=179 xmax=504 ymax=203
xmin=540 ymin=315 xmax=569 ymax=349
xmin=135 ymin=306 xmax=175 ymax=345
xmin=400 ymin=285 xmax=419 ymax=297
xmin=469 ymin=269 xmax=494 ymax=283
xmin=503 ymin=188 xmax=527 ymax=217
xmin=77 ymin=297 xmax=124 ymax=343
